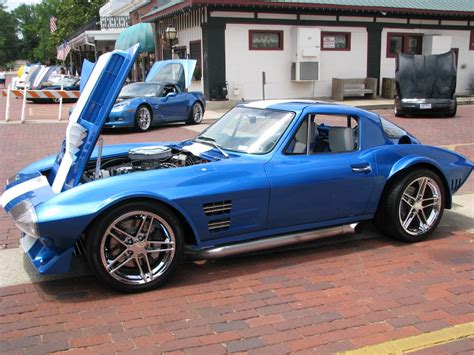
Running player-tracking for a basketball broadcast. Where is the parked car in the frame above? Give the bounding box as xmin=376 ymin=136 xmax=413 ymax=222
xmin=394 ymin=50 xmax=457 ymax=117
xmin=28 ymin=76 xmax=80 ymax=103
xmin=107 ymin=59 xmax=205 ymax=131
xmin=1 ymin=46 xmax=472 ymax=292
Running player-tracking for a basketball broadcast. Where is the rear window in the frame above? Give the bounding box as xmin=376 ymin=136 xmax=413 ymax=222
xmin=379 ymin=116 xmax=406 ymax=139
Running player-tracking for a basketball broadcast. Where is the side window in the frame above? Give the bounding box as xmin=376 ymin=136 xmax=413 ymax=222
xmin=286 ymin=114 xmax=358 ymax=154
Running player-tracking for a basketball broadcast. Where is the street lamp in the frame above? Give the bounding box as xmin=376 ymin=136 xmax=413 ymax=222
xmin=164 ymin=24 xmax=177 ymax=59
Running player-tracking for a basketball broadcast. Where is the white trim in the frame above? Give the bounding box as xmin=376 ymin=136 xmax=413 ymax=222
xmin=441 ymin=20 xmax=469 ymax=26
xmin=339 ymin=16 xmax=373 ymax=23
xmin=300 ymin=15 xmax=337 ymax=21
xmin=376 ymin=17 xmax=408 ymax=24
xmin=210 ymin=11 xmax=254 ymax=18
xmin=257 ymin=13 xmax=297 ymax=20
xmin=409 ymin=19 xmax=439 ymax=25
xmin=244 ymin=99 xmax=320 ymax=109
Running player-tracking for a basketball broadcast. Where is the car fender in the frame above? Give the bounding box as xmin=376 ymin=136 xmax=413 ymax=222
xmin=35 ymin=179 xmax=199 ymax=250
xmin=389 ymin=155 xmax=444 ymax=179
xmin=387 ymin=154 xmax=452 ymax=208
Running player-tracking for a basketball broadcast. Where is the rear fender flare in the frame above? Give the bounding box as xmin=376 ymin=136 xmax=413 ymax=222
xmin=388 ymin=156 xmax=451 ymax=209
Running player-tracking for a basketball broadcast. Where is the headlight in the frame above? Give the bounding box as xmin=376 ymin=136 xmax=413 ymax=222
xmin=10 ymin=200 xmax=40 ymax=238
xmin=112 ymin=102 xmax=129 ymax=110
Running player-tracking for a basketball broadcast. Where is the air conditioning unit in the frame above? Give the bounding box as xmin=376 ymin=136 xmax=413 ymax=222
xmin=291 ymin=27 xmax=321 ymax=81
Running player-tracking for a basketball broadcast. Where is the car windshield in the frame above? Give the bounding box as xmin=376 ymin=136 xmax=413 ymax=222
xmin=196 ymin=106 xmax=295 ymax=154
xmin=119 ymin=83 xmax=161 ymax=98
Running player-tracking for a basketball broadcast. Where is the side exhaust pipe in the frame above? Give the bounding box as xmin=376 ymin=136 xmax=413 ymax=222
xmin=186 ymin=223 xmax=358 ymax=259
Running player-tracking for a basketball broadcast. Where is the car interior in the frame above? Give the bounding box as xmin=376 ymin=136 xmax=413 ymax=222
xmin=162 ymin=85 xmax=179 ymax=96
xmin=287 ymin=114 xmax=358 ymax=154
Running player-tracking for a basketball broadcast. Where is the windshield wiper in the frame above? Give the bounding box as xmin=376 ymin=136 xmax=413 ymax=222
xmin=194 ymin=136 xmax=229 ymax=158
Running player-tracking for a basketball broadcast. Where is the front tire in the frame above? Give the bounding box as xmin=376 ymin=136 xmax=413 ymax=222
xmin=377 ymin=169 xmax=445 ymax=242
xmin=86 ymin=201 xmax=184 ymax=292
xmin=187 ymin=102 xmax=204 ymax=125
xmin=394 ymin=105 xmax=405 ymax=117
xmin=135 ymin=105 xmax=152 ymax=132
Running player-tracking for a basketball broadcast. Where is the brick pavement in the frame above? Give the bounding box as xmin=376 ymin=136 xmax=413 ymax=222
xmin=0 ymin=225 xmax=473 ymax=353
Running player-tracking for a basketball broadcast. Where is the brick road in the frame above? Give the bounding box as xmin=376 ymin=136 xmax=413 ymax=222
xmin=0 ymin=101 xmax=473 ymax=353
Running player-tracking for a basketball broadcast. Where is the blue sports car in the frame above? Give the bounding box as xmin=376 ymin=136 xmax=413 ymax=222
xmin=1 ymin=46 xmax=472 ymax=292
xmin=107 ymin=59 xmax=206 ymax=131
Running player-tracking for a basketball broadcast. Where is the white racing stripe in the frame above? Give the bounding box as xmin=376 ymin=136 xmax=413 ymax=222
xmin=51 ymin=52 xmax=112 ymax=194
xmin=243 ymin=99 xmax=323 ymax=109
xmin=0 ymin=175 xmax=52 ymax=208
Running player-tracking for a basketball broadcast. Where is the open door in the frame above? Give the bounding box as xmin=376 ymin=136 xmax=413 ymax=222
xmin=145 ymin=59 xmax=196 ymax=92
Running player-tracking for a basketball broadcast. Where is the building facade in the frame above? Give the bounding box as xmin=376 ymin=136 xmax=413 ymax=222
xmin=138 ymin=1 xmax=474 ymax=100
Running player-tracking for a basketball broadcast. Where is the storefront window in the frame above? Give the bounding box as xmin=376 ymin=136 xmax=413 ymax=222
xmin=321 ymin=32 xmax=351 ymax=50
xmin=249 ymin=30 xmax=284 ymax=50
xmin=387 ymin=33 xmax=423 ymax=57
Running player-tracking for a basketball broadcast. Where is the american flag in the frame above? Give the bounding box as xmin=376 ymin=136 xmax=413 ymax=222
xmin=50 ymin=16 xmax=57 ymax=33
xmin=56 ymin=41 xmax=71 ymax=61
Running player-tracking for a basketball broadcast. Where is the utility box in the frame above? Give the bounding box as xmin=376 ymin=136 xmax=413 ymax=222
xmin=291 ymin=27 xmax=321 ymax=81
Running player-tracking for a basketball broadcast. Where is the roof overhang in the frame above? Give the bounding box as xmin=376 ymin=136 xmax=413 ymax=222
xmin=69 ymin=29 xmax=124 ymax=48
xmin=141 ymin=0 xmax=474 ymax=22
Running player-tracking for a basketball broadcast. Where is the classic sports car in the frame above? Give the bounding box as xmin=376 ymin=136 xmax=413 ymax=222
xmin=107 ymin=59 xmax=206 ymax=131
xmin=1 ymin=46 xmax=472 ymax=292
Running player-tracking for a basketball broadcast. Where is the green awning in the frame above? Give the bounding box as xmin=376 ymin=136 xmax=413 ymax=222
xmin=115 ymin=23 xmax=155 ymax=53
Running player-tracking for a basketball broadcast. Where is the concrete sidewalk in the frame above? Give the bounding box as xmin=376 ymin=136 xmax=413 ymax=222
xmin=203 ymin=96 xmax=474 ymax=121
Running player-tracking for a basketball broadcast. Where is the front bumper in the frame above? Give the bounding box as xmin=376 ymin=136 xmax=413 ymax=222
xmin=395 ymin=98 xmax=456 ymax=115
xmin=21 ymin=233 xmax=74 ymax=274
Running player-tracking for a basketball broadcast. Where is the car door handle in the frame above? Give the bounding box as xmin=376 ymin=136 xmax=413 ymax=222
xmin=351 ymin=163 xmax=372 ymax=174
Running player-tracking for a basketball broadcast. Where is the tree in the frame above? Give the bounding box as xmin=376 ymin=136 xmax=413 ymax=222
xmin=0 ymin=0 xmax=19 ymax=66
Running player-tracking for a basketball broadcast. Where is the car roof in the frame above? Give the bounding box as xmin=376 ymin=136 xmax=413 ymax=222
xmin=240 ymin=100 xmax=381 ymax=124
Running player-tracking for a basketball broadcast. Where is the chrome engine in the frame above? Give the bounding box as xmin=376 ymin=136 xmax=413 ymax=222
xmin=82 ymin=145 xmax=208 ymax=182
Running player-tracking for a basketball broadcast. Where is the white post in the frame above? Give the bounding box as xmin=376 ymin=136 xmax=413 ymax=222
xmin=58 ymin=74 xmax=64 ymax=121
xmin=20 ymin=84 xmax=27 ymax=123
xmin=5 ymin=82 xmax=11 ymax=122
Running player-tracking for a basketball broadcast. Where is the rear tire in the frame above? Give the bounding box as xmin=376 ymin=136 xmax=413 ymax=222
xmin=187 ymin=102 xmax=204 ymax=125
xmin=376 ymin=169 xmax=445 ymax=242
xmin=86 ymin=201 xmax=184 ymax=292
xmin=445 ymin=100 xmax=457 ymax=117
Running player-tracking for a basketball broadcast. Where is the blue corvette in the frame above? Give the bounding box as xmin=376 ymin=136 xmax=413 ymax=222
xmin=1 ymin=46 xmax=472 ymax=292
xmin=107 ymin=59 xmax=206 ymax=131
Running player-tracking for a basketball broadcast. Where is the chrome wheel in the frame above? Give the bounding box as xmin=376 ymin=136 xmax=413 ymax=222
xmin=188 ymin=102 xmax=204 ymax=124
xmin=136 ymin=106 xmax=151 ymax=131
xmin=99 ymin=211 xmax=176 ymax=285
xmin=398 ymin=177 xmax=442 ymax=236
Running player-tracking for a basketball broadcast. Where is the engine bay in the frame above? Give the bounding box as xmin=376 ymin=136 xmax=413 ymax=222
xmin=82 ymin=146 xmax=209 ymax=182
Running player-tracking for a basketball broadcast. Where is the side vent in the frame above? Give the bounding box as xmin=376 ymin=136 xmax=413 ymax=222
xmin=203 ymin=200 xmax=232 ymax=216
xmin=451 ymin=178 xmax=462 ymax=193
xmin=208 ymin=218 xmax=231 ymax=232
xmin=73 ymin=234 xmax=87 ymax=256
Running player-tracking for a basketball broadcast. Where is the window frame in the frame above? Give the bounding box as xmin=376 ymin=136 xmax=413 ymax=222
xmin=470 ymin=30 xmax=474 ymax=50
xmin=248 ymin=30 xmax=284 ymax=51
xmin=386 ymin=32 xmax=423 ymax=58
xmin=284 ymin=114 xmax=360 ymax=155
xmin=321 ymin=31 xmax=351 ymax=51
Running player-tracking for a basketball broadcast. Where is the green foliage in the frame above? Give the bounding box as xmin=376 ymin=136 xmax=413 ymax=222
xmin=8 ymin=0 xmax=106 ymax=64
xmin=0 ymin=1 xmax=19 ymax=66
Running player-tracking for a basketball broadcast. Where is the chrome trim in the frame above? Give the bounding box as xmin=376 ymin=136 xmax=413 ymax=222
xmin=188 ymin=224 xmax=357 ymax=259
xmin=208 ymin=218 xmax=231 ymax=231
xmin=203 ymin=200 xmax=232 ymax=216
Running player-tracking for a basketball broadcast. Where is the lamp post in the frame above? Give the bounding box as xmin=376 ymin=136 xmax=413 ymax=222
xmin=164 ymin=24 xmax=177 ymax=59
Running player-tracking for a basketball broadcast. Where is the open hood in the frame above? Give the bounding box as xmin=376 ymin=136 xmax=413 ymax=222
xmin=395 ymin=51 xmax=457 ymax=99
xmin=145 ymin=59 xmax=196 ymax=91
xmin=49 ymin=44 xmax=140 ymax=193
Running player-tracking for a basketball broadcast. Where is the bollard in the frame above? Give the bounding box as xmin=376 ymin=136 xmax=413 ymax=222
xmin=20 ymin=84 xmax=27 ymax=123
xmin=58 ymin=75 xmax=64 ymax=121
xmin=5 ymin=83 xmax=11 ymax=122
